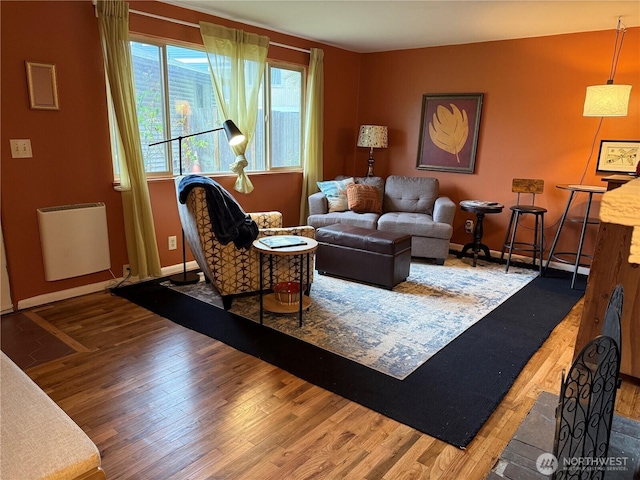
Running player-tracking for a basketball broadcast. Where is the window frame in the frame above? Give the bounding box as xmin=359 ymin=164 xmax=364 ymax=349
xmin=117 ymin=34 xmax=305 ymax=180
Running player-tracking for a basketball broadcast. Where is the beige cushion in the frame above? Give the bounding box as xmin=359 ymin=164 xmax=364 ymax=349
xmin=1 ymin=351 xmax=101 ymax=480
xmin=316 ymin=177 xmax=354 ymax=212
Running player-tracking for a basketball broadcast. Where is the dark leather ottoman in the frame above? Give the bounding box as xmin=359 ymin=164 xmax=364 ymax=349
xmin=315 ymin=224 xmax=411 ymax=289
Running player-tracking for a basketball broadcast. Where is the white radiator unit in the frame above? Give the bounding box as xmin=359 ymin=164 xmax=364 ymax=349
xmin=37 ymin=203 xmax=111 ymax=281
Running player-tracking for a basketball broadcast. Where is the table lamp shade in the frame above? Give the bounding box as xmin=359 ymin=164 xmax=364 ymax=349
xmin=583 ymin=84 xmax=632 ymax=116
xmin=357 ymin=125 xmax=388 ymax=149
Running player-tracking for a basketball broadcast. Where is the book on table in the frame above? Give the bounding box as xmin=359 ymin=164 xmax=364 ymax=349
xmin=463 ymin=200 xmax=500 ymax=207
xmin=259 ymin=236 xmax=307 ymax=249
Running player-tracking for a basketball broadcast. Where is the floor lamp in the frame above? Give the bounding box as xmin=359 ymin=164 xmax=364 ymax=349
xmin=150 ymin=119 xmax=244 ymax=285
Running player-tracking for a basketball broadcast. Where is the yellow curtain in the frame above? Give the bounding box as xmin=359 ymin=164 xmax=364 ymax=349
xmin=299 ymin=48 xmax=325 ymax=225
xmin=97 ymin=0 xmax=161 ymax=278
xmin=200 ymin=22 xmax=269 ymax=194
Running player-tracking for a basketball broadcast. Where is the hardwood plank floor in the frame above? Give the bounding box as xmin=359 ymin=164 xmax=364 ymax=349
xmin=4 ymin=291 xmax=639 ymax=479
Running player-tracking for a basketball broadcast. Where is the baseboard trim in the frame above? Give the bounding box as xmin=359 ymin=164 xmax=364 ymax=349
xmin=448 ymin=242 xmax=591 ymax=276
xmin=16 ymin=261 xmax=199 ymax=311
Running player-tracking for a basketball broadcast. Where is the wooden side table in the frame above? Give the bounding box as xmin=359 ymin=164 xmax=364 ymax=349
xmin=252 ymin=236 xmax=318 ymax=327
xmin=458 ymin=200 xmax=504 ymax=267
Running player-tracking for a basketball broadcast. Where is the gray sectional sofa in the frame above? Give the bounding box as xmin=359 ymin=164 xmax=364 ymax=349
xmin=308 ymin=175 xmax=456 ymax=264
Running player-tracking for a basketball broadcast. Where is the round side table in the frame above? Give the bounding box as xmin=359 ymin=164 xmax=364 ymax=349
xmin=458 ymin=200 xmax=504 ymax=267
xmin=252 ymin=236 xmax=318 ymax=327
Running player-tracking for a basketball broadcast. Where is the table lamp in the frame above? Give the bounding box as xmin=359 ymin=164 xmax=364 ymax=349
xmin=357 ymin=125 xmax=388 ymax=177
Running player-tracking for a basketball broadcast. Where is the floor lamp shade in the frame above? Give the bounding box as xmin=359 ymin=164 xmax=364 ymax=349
xmin=357 ymin=125 xmax=388 ymax=177
xmin=223 ymin=119 xmax=245 ymax=145
xmin=583 ymin=84 xmax=632 ymax=116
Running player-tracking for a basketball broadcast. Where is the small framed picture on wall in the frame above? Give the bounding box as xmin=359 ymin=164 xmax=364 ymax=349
xmin=25 ymin=61 xmax=59 ymax=110
xmin=596 ymin=140 xmax=640 ymax=174
xmin=416 ymin=93 xmax=483 ymax=174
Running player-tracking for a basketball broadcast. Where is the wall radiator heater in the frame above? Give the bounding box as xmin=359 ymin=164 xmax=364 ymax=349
xmin=37 ymin=203 xmax=111 ymax=281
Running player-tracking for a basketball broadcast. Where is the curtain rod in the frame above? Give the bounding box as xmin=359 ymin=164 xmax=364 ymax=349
xmin=129 ymin=8 xmax=312 ymax=54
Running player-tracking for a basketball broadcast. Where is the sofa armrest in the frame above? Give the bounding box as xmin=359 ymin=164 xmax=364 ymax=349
xmin=433 ymin=196 xmax=456 ymax=225
xmin=308 ymin=192 xmax=328 ymax=216
xmin=250 ymin=211 xmax=283 ymax=228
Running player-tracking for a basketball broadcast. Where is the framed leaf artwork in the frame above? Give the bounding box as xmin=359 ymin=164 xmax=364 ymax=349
xmin=416 ymin=93 xmax=483 ymax=174
xmin=595 ymin=140 xmax=640 ymax=174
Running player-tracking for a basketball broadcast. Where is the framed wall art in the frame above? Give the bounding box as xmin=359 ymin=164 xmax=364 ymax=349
xmin=596 ymin=140 xmax=639 ymax=174
xmin=416 ymin=93 xmax=483 ymax=174
xmin=25 ymin=62 xmax=59 ymax=110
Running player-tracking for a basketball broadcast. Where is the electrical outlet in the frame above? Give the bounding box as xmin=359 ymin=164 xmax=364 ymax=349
xmin=465 ymin=220 xmax=474 ymax=233
xmin=123 ymin=264 xmax=130 ymax=277
xmin=9 ymin=139 xmax=33 ymax=158
xmin=168 ymin=236 xmax=177 ymax=251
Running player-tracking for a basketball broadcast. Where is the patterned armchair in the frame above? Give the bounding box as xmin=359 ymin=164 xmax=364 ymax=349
xmin=175 ymin=177 xmax=315 ymax=309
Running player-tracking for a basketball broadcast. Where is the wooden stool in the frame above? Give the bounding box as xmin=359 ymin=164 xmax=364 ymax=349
xmin=500 ymin=179 xmax=547 ymax=274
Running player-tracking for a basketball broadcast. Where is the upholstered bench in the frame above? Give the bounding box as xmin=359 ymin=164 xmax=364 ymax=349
xmin=1 ymin=351 xmax=105 ymax=480
xmin=315 ymin=224 xmax=411 ymax=289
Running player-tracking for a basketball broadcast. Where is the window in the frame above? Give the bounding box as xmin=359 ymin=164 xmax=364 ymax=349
xmin=125 ymin=39 xmax=304 ymax=177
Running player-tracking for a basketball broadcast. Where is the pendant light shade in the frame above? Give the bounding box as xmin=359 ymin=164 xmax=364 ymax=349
xmin=582 ymin=18 xmax=632 ymax=117
xmin=583 ymin=84 xmax=632 ymax=117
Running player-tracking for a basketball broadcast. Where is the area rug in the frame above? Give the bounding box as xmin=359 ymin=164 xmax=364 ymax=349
xmin=114 ymin=263 xmax=584 ymax=448
xmin=171 ymin=257 xmax=538 ymax=379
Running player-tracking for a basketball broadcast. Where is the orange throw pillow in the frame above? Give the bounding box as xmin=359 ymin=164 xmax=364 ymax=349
xmin=347 ymin=183 xmax=382 ymax=214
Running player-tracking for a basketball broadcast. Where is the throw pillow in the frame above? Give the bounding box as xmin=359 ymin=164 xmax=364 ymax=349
xmin=347 ymin=183 xmax=382 ymax=214
xmin=317 ymin=177 xmax=354 ymax=212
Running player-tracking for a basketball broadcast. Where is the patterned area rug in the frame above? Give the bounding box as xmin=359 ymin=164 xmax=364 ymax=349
xmin=169 ymin=256 xmax=537 ymax=380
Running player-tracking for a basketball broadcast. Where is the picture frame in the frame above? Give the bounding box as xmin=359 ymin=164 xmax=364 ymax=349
xmin=25 ymin=62 xmax=59 ymax=110
xmin=596 ymin=140 xmax=640 ymax=174
xmin=416 ymin=93 xmax=483 ymax=174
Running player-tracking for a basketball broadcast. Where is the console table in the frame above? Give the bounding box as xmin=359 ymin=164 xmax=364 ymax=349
xmin=575 ymin=176 xmax=639 ymax=379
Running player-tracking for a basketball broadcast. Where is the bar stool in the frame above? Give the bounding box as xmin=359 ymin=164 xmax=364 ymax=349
xmin=500 ymin=179 xmax=547 ymax=274
xmin=543 ymin=184 xmax=607 ymax=288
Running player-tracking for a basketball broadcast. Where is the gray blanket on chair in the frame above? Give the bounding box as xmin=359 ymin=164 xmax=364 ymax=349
xmin=178 ymin=175 xmax=258 ymax=249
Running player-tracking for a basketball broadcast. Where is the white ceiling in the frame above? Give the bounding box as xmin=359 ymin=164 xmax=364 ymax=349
xmin=162 ymin=1 xmax=640 ymax=53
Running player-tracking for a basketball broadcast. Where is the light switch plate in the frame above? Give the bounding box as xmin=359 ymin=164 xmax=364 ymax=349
xmin=9 ymin=139 xmax=33 ymax=158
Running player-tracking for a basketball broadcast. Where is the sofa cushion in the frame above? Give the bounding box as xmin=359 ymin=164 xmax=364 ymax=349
xmin=383 ymin=176 xmax=439 ymax=215
xmin=1 ymin=352 xmax=102 ymax=480
xmin=337 ymin=176 xmax=385 ymax=205
xmin=378 ymin=212 xmax=453 ymax=240
xmin=317 ymin=177 xmax=354 ymax=212
xmin=307 ymin=211 xmax=380 ymax=230
xmin=347 ymin=183 xmax=382 ymax=214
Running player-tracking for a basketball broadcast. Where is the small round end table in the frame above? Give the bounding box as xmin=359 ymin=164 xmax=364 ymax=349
xmin=252 ymin=236 xmax=318 ymax=327
xmin=458 ymin=200 xmax=504 ymax=267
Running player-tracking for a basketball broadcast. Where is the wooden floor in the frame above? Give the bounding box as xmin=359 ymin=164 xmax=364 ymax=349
xmin=5 ymin=291 xmax=640 ymax=479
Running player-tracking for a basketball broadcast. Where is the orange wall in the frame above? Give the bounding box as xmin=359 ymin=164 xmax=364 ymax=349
xmin=1 ymin=0 xmax=638 ymax=308
xmin=0 ymin=0 xmax=360 ymax=307
xmin=355 ymin=29 xmax=639 ymax=255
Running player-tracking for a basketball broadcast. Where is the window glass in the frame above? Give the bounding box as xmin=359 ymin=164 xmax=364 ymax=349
xmin=131 ymin=41 xmax=168 ymax=173
xmin=125 ymin=39 xmax=303 ymax=178
xmin=270 ymin=66 xmax=302 ymax=168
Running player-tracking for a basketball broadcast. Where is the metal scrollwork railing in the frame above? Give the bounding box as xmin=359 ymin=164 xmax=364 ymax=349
xmin=553 ymin=335 xmax=621 ymax=480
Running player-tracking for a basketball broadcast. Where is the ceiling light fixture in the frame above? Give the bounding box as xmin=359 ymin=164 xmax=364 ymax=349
xmin=583 ymin=18 xmax=632 ymax=117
